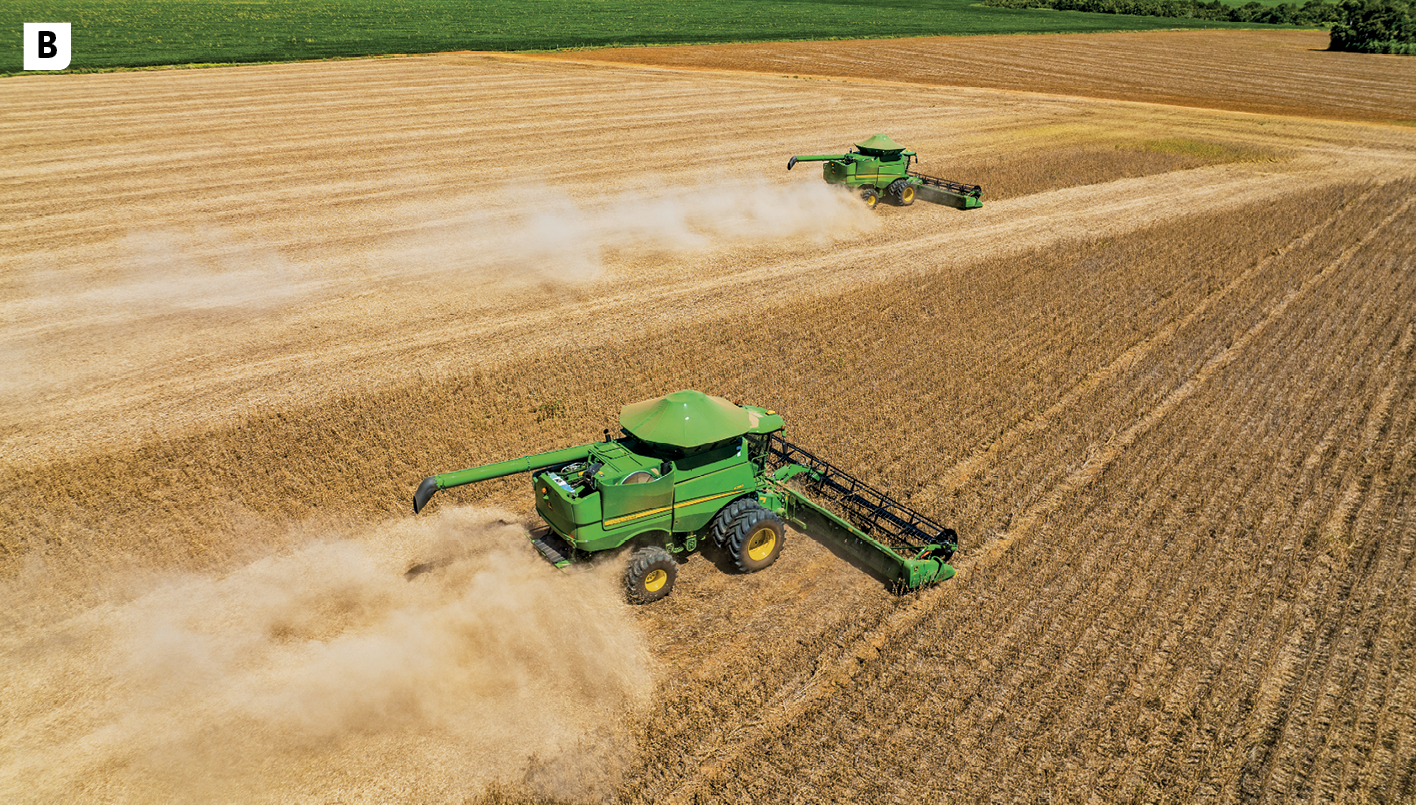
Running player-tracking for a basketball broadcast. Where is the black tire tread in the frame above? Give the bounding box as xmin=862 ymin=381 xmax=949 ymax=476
xmin=889 ymin=178 xmax=916 ymax=206
xmin=725 ymin=505 xmax=786 ymax=574
xmin=625 ymin=545 xmax=677 ymax=604
xmin=707 ymin=497 xmax=759 ymax=548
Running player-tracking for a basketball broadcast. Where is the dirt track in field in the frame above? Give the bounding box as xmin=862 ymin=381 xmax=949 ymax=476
xmin=3 ymin=31 xmax=1416 ymax=804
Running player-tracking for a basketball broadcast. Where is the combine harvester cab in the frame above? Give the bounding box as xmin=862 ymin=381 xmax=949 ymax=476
xmin=413 ymin=390 xmax=957 ymax=603
xmin=787 ymin=133 xmax=982 ymax=210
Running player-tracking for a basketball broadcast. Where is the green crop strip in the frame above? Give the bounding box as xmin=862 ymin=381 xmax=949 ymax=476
xmin=3 ymin=0 xmax=1298 ymax=75
xmin=1126 ymin=138 xmax=1275 ymax=162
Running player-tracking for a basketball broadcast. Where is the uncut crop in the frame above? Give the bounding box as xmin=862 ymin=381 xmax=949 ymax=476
xmin=2 ymin=0 xmax=1288 ymax=73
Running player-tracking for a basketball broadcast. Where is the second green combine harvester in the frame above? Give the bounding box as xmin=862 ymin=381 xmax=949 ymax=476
xmin=413 ymin=390 xmax=957 ymax=603
xmin=788 ymin=133 xmax=983 ymax=210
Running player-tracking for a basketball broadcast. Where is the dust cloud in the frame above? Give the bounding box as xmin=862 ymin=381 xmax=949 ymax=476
xmin=0 ymin=227 xmax=322 ymax=406
xmin=395 ymin=180 xmax=878 ymax=284
xmin=0 ymin=508 xmax=654 ymax=803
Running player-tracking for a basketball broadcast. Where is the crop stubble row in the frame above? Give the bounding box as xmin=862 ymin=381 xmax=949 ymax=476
xmin=651 ymin=182 xmax=1416 ymax=803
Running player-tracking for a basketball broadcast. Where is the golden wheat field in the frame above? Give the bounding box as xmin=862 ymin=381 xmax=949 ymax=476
xmin=2 ymin=30 xmax=1415 ymax=804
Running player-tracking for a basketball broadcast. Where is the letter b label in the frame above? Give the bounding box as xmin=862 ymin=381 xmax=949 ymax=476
xmin=24 ymin=23 xmax=71 ymax=70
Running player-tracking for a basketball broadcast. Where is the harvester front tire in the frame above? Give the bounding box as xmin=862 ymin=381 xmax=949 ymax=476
xmin=861 ymin=188 xmax=879 ymax=209
xmin=889 ymin=180 xmax=916 ymax=206
xmin=726 ymin=505 xmax=785 ymax=574
xmin=625 ymin=546 xmax=677 ymax=604
xmin=707 ymin=497 xmax=759 ymax=549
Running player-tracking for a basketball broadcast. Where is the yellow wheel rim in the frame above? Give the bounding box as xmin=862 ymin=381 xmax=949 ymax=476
xmin=747 ymin=527 xmax=776 ymax=562
xmin=864 ymin=194 xmax=877 ymax=208
xmin=644 ymin=568 xmax=667 ymax=592
xmin=901 ymin=186 xmax=915 ymax=203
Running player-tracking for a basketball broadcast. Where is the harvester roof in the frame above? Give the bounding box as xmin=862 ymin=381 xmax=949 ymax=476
xmin=854 ymin=133 xmax=906 ymax=153
xmin=620 ymin=390 xmax=770 ymax=448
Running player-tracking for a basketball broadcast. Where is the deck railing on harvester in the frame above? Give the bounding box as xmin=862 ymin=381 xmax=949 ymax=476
xmin=761 ymin=435 xmax=957 ymax=557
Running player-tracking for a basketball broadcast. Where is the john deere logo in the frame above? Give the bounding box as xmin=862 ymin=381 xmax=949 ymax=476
xmin=24 ymin=23 xmax=71 ymax=71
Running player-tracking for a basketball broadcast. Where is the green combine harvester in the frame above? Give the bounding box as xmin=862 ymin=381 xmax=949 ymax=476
xmin=413 ymin=390 xmax=958 ymax=603
xmin=788 ymin=133 xmax=983 ymax=210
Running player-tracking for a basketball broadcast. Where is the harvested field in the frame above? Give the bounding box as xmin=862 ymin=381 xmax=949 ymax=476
xmin=537 ymin=29 xmax=1416 ymax=124
xmin=3 ymin=30 xmax=1416 ymax=804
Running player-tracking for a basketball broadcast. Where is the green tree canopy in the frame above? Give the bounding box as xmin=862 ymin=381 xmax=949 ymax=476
xmin=1330 ymin=0 xmax=1415 ymax=51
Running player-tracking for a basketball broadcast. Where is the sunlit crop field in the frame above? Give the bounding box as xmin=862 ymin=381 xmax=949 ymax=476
xmin=2 ymin=32 xmax=1414 ymax=804
xmin=1 ymin=0 xmax=1286 ymax=74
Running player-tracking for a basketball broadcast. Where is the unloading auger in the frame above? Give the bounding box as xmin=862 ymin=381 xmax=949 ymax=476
xmin=412 ymin=391 xmax=958 ymax=603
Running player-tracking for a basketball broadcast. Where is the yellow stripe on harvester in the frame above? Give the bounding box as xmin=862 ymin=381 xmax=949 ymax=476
xmin=602 ymin=504 xmax=675 ymax=527
xmin=602 ymin=489 xmax=745 ymax=527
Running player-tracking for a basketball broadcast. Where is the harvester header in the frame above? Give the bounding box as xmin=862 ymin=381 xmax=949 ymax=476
xmin=411 ymin=390 xmax=958 ymax=603
xmin=788 ymin=133 xmax=982 ymax=210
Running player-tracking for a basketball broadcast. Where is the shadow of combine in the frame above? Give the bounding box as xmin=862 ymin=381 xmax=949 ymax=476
xmin=788 ymin=504 xmax=905 ymax=593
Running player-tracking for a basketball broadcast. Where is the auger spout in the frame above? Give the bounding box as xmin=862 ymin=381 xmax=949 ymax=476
xmin=787 ymin=154 xmax=849 ymax=170
xmin=413 ymin=443 xmax=595 ymax=513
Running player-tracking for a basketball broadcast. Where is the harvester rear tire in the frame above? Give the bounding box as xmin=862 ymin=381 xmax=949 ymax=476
xmin=861 ymin=188 xmax=879 ymax=209
xmin=707 ymin=497 xmax=759 ymax=549
xmin=625 ymin=546 xmax=677 ymax=604
xmin=726 ymin=504 xmax=786 ymax=574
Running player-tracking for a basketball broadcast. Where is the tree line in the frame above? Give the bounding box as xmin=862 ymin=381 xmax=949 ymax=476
xmin=980 ymin=0 xmax=1415 ymax=53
